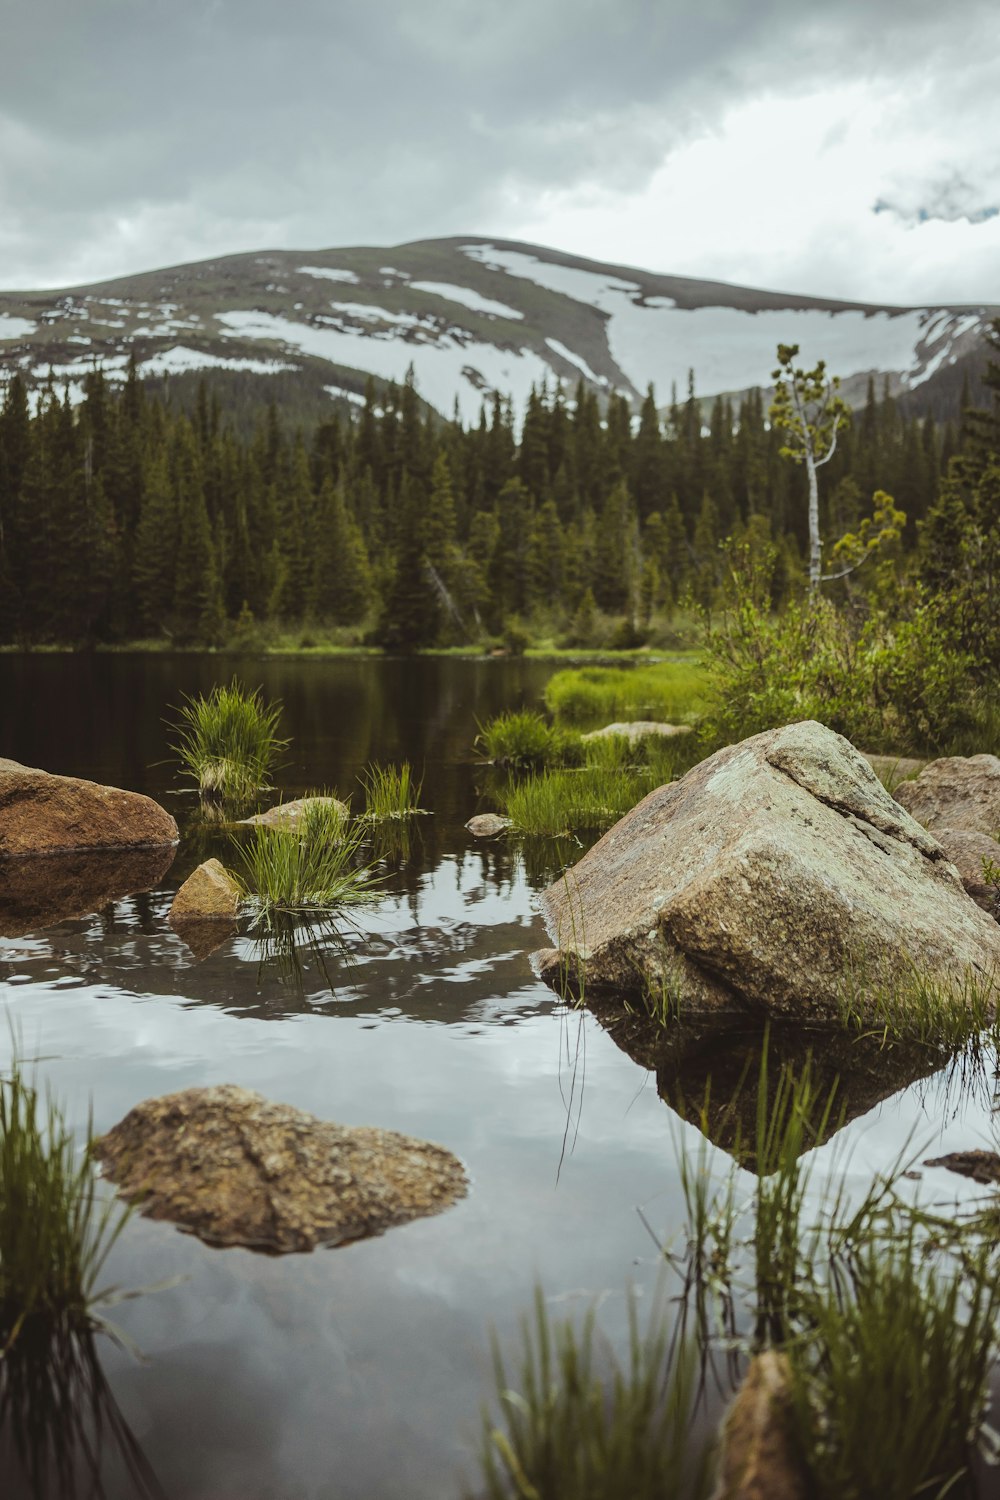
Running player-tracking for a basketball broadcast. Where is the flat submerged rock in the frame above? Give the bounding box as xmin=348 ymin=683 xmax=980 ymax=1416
xmin=93 ymin=1085 xmax=468 ymax=1252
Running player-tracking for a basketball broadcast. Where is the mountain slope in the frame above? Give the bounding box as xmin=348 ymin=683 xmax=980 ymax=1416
xmin=0 ymin=237 xmax=995 ymax=420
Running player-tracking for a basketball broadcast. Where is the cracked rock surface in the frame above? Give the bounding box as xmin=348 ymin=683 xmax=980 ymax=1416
xmin=539 ymin=721 xmax=1000 ymax=1019
xmin=93 ymin=1085 xmax=468 ymax=1252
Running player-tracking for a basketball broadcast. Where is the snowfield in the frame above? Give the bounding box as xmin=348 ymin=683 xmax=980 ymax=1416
xmin=0 ymin=315 xmax=37 ymax=340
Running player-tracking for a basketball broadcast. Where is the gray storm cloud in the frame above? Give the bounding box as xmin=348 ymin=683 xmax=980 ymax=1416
xmin=0 ymin=0 xmax=997 ymax=288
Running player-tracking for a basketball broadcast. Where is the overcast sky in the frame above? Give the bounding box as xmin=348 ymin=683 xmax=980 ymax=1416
xmin=2 ymin=0 xmax=998 ymax=303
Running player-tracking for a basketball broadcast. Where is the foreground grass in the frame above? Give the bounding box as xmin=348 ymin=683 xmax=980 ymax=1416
xmin=170 ymin=678 xmax=288 ymax=801
xmin=543 ymin=659 xmax=709 ymax=727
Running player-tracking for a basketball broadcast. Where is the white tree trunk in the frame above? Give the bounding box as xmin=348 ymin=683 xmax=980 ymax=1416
xmin=806 ymin=451 xmax=821 ymax=594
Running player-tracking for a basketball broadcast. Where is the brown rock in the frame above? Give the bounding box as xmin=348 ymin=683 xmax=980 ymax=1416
xmin=169 ymin=858 xmax=242 ymax=923
xmin=924 ymin=1149 xmax=1000 ymax=1184
xmin=0 ymin=759 xmax=178 ymax=857
xmin=934 ymin=827 xmax=1000 ymax=917
xmin=712 ymin=1352 xmax=807 ymax=1500
xmin=0 ymin=845 xmax=176 ymax=937
xmin=539 ymin=721 xmax=1000 ymax=1019
xmin=240 ymin=796 xmax=349 ymax=831
xmin=465 ymin=813 xmax=512 ymax=837
xmin=894 ymin=754 xmax=1000 ymax=836
xmin=581 ymin=721 xmax=693 ymax=743
xmin=93 ymin=1085 xmax=468 ymax=1252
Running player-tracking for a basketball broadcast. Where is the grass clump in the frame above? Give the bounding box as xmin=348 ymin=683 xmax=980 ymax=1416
xmin=170 ymin=678 xmax=288 ymax=801
xmin=543 ymin=660 xmax=708 ymax=727
xmin=234 ymin=799 xmax=379 ymax=921
xmin=359 ymin=761 xmax=424 ymax=820
xmin=475 ymin=1287 xmax=712 ymax=1500
xmin=836 ymin=964 xmax=999 ymax=1055
xmin=474 ymin=711 xmax=583 ymax=769
xmin=0 ymin=1061 xmax=130 ymax=1351
xmin=495 ymin=765 xmax=650 ymax=838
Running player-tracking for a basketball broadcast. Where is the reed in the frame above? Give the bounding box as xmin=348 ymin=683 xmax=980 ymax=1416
xmin=475 ymin=1287 xmax=712 ymax=1500
xmin=170 ymin=678 xmax=288 ymax=802
xmin=234 ymin=800 xmax=378 ymax=920
xmin=359 ymin=761 xmax=424 ymax=820
xmin=0 ymin=1060 xmax=130 ymax=1350
xmin=474 ymin=711 xmax=583 ymax=770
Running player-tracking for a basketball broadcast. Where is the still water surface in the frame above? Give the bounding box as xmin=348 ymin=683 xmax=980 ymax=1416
xmin=0 ymin=654 xmax=997 ymax=1498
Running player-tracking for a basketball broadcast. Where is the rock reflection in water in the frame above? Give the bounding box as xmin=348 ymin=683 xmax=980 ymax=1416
xmin=0 ymin=1321 xmax=161 ymax=1500
xmin=0 ymin=847 xmax=177 ymax=939
xmin=588 ymin=1000 xmax=943 ymax=1171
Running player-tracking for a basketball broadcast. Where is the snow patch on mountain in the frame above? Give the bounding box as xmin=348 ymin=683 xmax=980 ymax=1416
xmin=544 ymin=337 xmax=604 ymax=385
xmin=0 ymin=314 xmax=37 ymax=340
xmin=215 ymin=308 xmax=552 ymax=422
xmin=408 ymin=281 xmax=524 ymax=320
xmin=298 ymin=265 xmax=360 ymax=285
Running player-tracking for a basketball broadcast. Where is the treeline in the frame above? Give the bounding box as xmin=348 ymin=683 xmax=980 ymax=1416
xmin=0 ymin=358 xmax=978 ymax=647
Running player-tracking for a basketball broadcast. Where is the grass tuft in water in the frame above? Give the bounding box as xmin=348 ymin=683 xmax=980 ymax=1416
xmin=359 ymin=761 xmax=424 ymax=821
xmin=169 ymin=678 xmax=288 ymax=802
xmin=0 ymin=1059 xmax=131 ymax=1353
xmin=836 ymin=963 xmax=999 ymax=1055
xmin=495 ymin=764 xmax=649 ymax=837
xmin=474 ymin=711 xmax=583 ymax=770
xmin=234 ymin=800 xmax=379 ymax=921
xmin=543 ymin=660 xmax=708 ymax=727
xmin=475 ymin=1287 xmax=712 ymax=1500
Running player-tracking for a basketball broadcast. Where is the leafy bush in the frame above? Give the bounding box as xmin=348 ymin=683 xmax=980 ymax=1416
xmin=170 ymin=678 xmax=288 ymax=801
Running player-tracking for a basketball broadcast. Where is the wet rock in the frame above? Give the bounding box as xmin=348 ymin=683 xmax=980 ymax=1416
xmin=240 ymin=796 xmax=349 ymax=831
xmin=169 ymin=858 xmax=242 ymax=923
xmin=539 ymin=721 xmax=1000 ymax=1020
xmin=93 ymin=1085 xmax=468 ymax=1252
xmin=712 ymin=1352 xmax=807 ymax=1500
xmin=0 ymin=845 xmax=177 ymax=938
xmin=465 ymin=814 xmax=512 ymax=837
xmin=0 ymin=758 xmax=178 ymax=857
xmin=924 ymin=1150 xmax=1000 ymax=1184
xmin=934 ymin=827 xmax=1000 ymax=918
xmin=894 ymin=754 xmax=1000 ymax=837
xmin=581 ymin=720 xmax=693 ymax=743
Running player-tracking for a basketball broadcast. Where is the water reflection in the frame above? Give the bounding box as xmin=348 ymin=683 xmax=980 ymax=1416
xmin=0 ymin=1320 xmax=162 ymax=1500
xmin=0 ymin=848 xmax=177 ymax=940
xmin=588 ymin=1001 xmax=946 ymax=1170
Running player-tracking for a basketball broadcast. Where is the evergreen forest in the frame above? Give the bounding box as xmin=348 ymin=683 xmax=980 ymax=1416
xmin=0 ymin=343 xmax=997 ymax=659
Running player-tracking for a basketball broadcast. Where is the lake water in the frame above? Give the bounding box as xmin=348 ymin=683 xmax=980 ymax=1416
xmin=0 ymin=654 xmax=997 ymax=1499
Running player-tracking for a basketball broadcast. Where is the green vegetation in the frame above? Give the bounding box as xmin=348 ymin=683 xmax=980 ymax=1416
xmin=494 ymin=764 xmax=656 ymax=838
xmin=0 ymin=1058 xmax=130 ymax=1349
xmin=474 ymin=710 xmax=583 ymax=769
xmin=233 ymin=800 xmax=378 ymax=921
xmin=543 ymin=660 xmax=708 ymax=727
xmin=359 ymin=761 xmax=424 ymax=820
xmin=476 ymin=1288 xmax=711 ymax=1500
xmin=836 ymin=964 xmax=998 ymax=1054
xmin=170 ymin=678 xmax=288 ymax=801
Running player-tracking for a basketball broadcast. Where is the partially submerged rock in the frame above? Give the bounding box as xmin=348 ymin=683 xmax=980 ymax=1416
xmin=0 ymin=759 xmax=178 ymax=856
xmin=93 ymin=1085 xmax=468 ymax=1251
xmin=894 ymin=754 xmax=1000 ymax=837
xmin=240 ymin=796 xmax=349 ymax=831
xmin=712 ymin=1352 xmax=807 ymax=1500
xmin=581 ymin=721 xmax=693 ymax=744
xmin=539 ymin=721 xmax=1000 ymax=1019
xmin=465 ymin=813 xmax=512 ymax=837
xmin=169 ymin=858 xmax=242 ymax=923
xmin=0 ymin=845 xmax=176 ymax=938
xmin=924 ymin=1149 xmax=1000 ymax=1185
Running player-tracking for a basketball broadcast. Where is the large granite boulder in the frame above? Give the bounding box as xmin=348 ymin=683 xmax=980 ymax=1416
xmin=93 ymin=1085 xmax=468 ymax=1252
xmin=894 ymin=754 xmax=1000 ymax=837
xmin=538 ymin=721 xmax=1000 ymax=1019
xmin=0 ymin=759 xmax=177 ymax=856
xmin=934 ymin=827 xmax=1000 ymax=919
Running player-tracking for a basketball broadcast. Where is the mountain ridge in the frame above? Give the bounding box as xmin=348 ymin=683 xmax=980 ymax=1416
xmin=1 ymin=236 xmax=995 ymax=422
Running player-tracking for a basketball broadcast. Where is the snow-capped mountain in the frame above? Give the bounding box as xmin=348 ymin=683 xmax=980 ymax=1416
xmin=0 ymin=237 xmax=994 ymax=418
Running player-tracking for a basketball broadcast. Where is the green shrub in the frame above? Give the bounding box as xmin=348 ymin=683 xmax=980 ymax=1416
xmin=170 ymin=678 xmax=288 ymax=801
